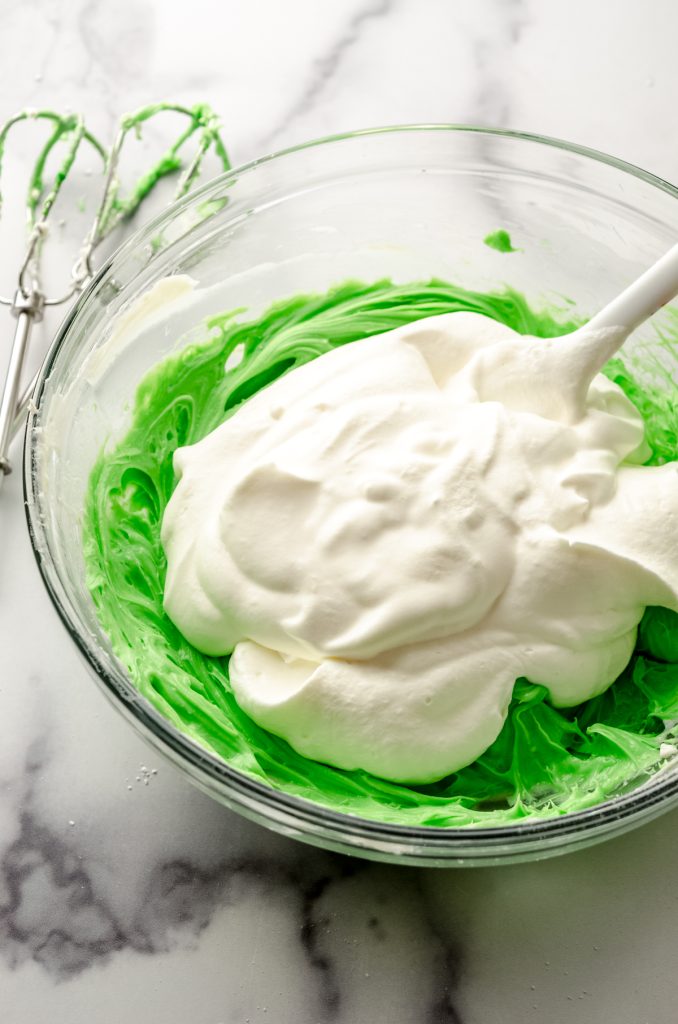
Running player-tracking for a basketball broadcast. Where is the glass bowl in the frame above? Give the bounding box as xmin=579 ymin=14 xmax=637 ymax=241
xmin=24 ymin=126 xmax=678 ymax=867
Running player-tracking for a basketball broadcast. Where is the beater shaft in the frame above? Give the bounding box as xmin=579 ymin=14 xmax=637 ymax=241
xmin=0 ymin=290 xmax=43 ymax=487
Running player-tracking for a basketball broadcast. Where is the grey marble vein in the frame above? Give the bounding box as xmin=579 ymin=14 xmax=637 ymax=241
xmin=415 ymin=877 xmax=464 ymax=1024
xmin=2 ymin=811 xmax=126 ymax=978
xmin=255 ymin=0 xmax=395 ymax=152
xmin=470 ymin=0 xmax=529 ymax=128
xmin=0 ymin=753 xmax=467 ymax=1021
xmin=299 ymin=872 xmax=345 ymax=1017
xmin=78 ymin=0 xmax=155 ymax=84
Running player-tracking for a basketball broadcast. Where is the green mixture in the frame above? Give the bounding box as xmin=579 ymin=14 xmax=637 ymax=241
xmin=84 ymin=279 xmax=678 ymax=827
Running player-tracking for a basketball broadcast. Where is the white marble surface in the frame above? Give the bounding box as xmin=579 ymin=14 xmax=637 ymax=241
xmin=2 ymin=2 xmax=678 ymax=1021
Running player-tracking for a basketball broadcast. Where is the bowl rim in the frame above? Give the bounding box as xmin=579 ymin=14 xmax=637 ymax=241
xmin=23 ymin=122 xmax=678 ymax=857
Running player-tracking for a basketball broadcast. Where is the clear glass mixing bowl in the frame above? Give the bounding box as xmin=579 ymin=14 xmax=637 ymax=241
xmin=24 ymin=126 xmax=678 ymax=866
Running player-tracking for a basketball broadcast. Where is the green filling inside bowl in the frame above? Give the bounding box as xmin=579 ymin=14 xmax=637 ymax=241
xmin=83 ymin=278 xmax=678 ymax=827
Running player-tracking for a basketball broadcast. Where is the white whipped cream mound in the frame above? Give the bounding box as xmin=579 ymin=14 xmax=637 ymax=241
xmin=161 ymin=312 xmax=678 ymax=783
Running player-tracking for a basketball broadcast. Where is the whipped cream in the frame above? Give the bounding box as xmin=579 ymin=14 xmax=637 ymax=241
xmin=161 ymin=312 xmax=678 ymax=783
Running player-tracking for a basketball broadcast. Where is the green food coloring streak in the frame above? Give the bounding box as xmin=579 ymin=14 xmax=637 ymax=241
xmin=484 ymin=229 xmax=518 ymax=253
xmin=83 ymin=278 xmax=678 ymax=828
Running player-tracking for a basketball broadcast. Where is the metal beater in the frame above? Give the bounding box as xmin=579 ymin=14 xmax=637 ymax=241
xmin=0 ymin=103 xmax=230 ymax=490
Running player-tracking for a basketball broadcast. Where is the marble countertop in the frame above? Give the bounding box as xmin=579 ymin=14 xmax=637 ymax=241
xmin=2 ymin=2 xmax=678 ymax=1021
